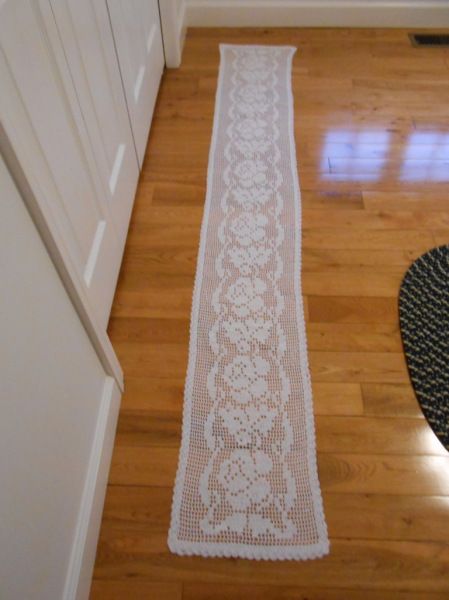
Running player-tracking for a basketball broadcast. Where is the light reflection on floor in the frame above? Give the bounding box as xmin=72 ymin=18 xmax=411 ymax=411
xmin=418 ymin=424 xmax=449 ymax=456
xmin=320 ymin=128 xmax=449 ymax=183
xmin=400 ymin=131 xmax=449 ymax=182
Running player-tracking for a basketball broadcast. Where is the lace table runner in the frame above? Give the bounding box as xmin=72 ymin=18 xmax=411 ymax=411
xmin=168 ymin=44 xmax=329 ymax=560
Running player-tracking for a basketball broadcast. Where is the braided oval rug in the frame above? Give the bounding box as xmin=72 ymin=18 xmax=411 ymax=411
xmin=399 ymin=245 xmax=449 ymax=451
xmin=168 ymin=44 xmax=329 ymax=560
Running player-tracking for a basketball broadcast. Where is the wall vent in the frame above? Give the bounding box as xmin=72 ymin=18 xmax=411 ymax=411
xmin=410 ymin=33 xmax=449 ymax=47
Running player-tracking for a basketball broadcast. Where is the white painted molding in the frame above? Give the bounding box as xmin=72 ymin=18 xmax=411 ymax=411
xmin=160 ymin=0 xmax=187 ymax=68
xmin=63 ymin=377 xmax=121 ymax=600
xmin=178 ymin=1 xmax=187 ymax=59
xmin=186 ymin=0 xmax=449 ymax=28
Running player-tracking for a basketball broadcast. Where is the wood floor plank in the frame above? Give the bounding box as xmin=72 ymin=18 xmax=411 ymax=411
xmin=90 ymin=581 xmax=181 ymax=600
xmin=362 ymin=383 xmax=423 ymax=418
xmin=321 ymin=453 xmax=449 ymax=495
xmin=111 ymin=289 xmax=192 ymax=318
xmin=122 ymin=246 xmax=198 ymax=271
xmin=151 ymin=182 xmax=206 ymax=207
xmin=302 ymin=229 xmax=436 ymax=251
xmin=108 ymin=445 xmax=178 ymax=488
xmin=363 ymin=191 xmax=449 ymax=212
xmin=303 ymin=270 xmax=404 ymax=297
xmin=123 ymin=204 xmax=203 ymax=227
xmin=301 ymin=189 xmax=364 ymax=210
xmin=108 ymin=317 xmax=189 ymax=344
xmin=183 ymin=584 xmax=449 ymax=600
xmin=306 ymin=322 xmax=402 ymax=352
xmin=309 ymin=351 xmax=408 ymax=382
xmin=118 ymin=377 xmax=184 ymax=412
xmin=115 ymin=410 xmax=181 ymax=447
xmin=307 ymin=295 xmax=399 ymax=324
xmin=312 ymin=382 xmax=364 ymax=415
xmin=114 ymin=346 xmax=411 ymax=381
xmin=98 ymin=485 xmax=449 ymax=544
xmin=108 ymin=446 xmax=449 ymax=496
xmin=118 ymin=248 xmax=197 ymax=284
xmin=303 ymin=209 xmax=449 ymax=231
xmin=124 ymin=223 xmax=200 ymax=249
xmin=325 ymin=493 xmax=449 ymax=543
xmin=111 ymin=342 xmax=187 ymax=378
xmin=114 ymin=412 xmax=442 ymax=455
xmin=93 ymin=535 xmax=449 ymax=592
xmin=315 ymin=416 xmax=445 ymax=455
xmin=303 ymin=247 xmax=417 ymax=268
xmin=99 ymin=485 xmax=172 ymax=530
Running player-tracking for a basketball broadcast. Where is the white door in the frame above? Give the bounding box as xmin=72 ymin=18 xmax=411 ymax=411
xmin=107 ymin=0 xmax=165 ymax=165
xmin=48 ymin=0 xmax=140 ymax=246
xmin=0 ymin=1 xmax=135 ymax=328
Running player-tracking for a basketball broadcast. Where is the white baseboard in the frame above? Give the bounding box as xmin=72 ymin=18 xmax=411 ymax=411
xmin=63 ymin=377 xmax=121 ymax=600
xmin=186 ymin=0 xmax=449 ymax=28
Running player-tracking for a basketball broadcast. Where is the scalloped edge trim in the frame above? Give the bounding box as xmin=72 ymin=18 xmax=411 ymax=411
xmin=168 ymin=43 xmax=330 ymax=561
xmin=167 ymin=537 xmax=330 ymax=561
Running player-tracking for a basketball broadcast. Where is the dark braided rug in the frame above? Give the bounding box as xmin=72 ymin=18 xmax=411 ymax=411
xmin=399 ymin=245 xmax=449 ymax=451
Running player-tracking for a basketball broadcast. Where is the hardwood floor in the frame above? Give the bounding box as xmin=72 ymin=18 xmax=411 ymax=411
xmin=91 ymin=28 xmax=449 ymax=599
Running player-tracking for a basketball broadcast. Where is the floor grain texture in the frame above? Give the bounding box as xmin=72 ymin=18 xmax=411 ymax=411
xmin=91 ymin=27 xmax=449 ymax=599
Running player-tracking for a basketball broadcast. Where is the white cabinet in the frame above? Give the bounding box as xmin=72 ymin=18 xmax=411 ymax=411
xmin=107 ymin=0 xmax=165 ymax=165
xmin=0 ymin=2 xmax=167 ymax=598
xmin=48 ymin=0 xmax=140 ymax=245
xmin=0 ymin=0 xmax=164 ymax=329
xmin=0 ymin=1 xmax=129 ymax=328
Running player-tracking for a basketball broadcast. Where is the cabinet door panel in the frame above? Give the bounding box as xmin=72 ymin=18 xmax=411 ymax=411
xmin=107 ymin=0 xmax=165 ymax=165
xmin=0 ymin=0 xmax=122 ymax=328
xmin=49 ymin=0 xmax=140 ymax=246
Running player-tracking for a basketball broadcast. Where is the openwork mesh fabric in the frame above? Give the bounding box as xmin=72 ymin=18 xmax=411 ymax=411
xmin=168 ymin=44 xmax=329 ymax=560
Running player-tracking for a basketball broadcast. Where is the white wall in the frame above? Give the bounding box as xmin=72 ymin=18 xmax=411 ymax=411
xmin=186 ymin=0 xmax=449 ymax=28
xmin=0 ymin=154 xmax=120 ymax=600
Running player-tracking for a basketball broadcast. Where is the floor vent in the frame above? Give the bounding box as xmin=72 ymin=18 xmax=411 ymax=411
xmin=410 ymin=33 xmax=449 ymax=47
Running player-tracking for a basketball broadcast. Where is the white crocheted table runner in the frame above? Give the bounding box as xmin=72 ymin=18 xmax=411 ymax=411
xmin=168 ymin=44 xmax=329 ymax=560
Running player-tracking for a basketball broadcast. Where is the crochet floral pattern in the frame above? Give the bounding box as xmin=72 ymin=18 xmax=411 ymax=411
xmin=168 ymin=45 xmax=329 ymax=560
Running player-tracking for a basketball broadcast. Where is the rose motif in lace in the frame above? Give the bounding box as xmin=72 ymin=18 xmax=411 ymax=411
xmin=169 ymin=44 xmax=329 ymax=561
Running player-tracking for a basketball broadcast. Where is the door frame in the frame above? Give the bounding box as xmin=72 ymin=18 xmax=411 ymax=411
xmin=158 ymin=0 xmax=186 ymax=68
